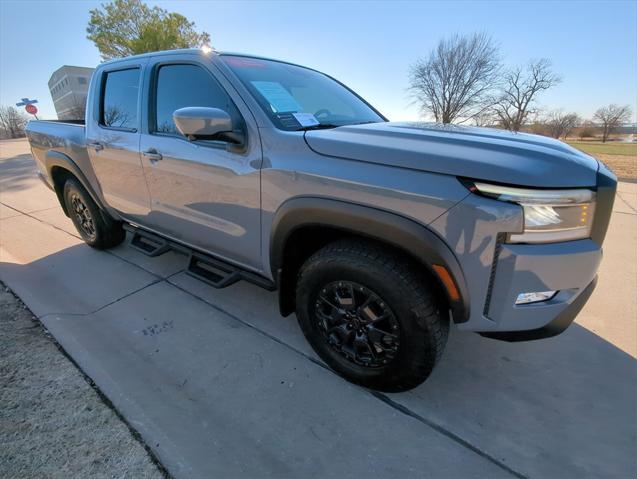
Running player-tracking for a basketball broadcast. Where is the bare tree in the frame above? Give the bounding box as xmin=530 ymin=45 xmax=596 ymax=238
xmin=0 ymin=106 xmax=29 ymax=139
xmin=493 ymin=59 xmax=561 ymax=132
xmin=472 ymin=109 xmax=498 ymax=127
xmin=409 ymin=33 xmax=500 ymax=124
xmin=545 ymin=110 xmax=580 ymax=139
xmin=593 ymin=104 xmax=632 ymax=142
xmin=103 ymin=106 xmax=130 ymax=128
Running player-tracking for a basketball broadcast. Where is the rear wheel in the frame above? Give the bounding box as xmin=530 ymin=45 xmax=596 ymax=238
xmin=295 ymin=239 xmax=449 ymax=392
xmin=63 ymin=178 xmax=125 ymax=249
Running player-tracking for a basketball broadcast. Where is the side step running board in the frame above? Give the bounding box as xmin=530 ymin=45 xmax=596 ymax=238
xmin=124 ymin=224 xmax=171 ymax=257
xmin=187 ymin=253 xmax=241 ymax=288
xmin=187 ymin=253 xmax=275 ymax=290
xmin=123 ymin=223 xmax=275 ymax=291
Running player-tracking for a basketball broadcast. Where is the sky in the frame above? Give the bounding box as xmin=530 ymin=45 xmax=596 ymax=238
xmin=1 ymin=0 xmax=636 ymax=121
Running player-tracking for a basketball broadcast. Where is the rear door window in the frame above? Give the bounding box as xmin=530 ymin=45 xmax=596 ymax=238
xmin=100 ymin=68 xmax=140 ymax=130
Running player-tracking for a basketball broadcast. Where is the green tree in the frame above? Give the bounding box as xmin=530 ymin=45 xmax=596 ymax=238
xmin=87 ymin=0 xmax=211 ymax=60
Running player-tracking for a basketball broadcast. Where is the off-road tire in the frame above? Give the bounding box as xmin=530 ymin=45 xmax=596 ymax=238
xmin=63 ymin=178 xmax=125 ymax=249
xmin=296 ymin=239 xmax=449 ymax=392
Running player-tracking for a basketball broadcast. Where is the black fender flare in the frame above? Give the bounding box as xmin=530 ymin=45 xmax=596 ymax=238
xmin=270 ymin=197 xmax=470 ymax=323
xmin=45 ymin=150 xmax=107 ymax=216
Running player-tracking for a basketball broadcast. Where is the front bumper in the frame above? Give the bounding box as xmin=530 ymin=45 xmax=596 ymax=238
xmin=429 ymin=163 xmax=615 ymax=339
xmin=480 ymin=276 xmax=597 ymax=341
xmin=480 ymin=238 xmax=601 ymax=332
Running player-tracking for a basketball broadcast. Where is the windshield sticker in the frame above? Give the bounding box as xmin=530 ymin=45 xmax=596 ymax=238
xmin=251 ymin=81 xmax=301 ymax=113
xmin=276 ymin=113 xmax=301 ymax=129
xmin=292 ymin=112 xmax=320 ymax=127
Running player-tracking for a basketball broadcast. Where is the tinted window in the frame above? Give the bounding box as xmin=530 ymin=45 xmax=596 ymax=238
xmin=101 ymin=68 xmax=139 ymax=130
xmin=222 ymin=55 xmax=383 ymax=130
xmin=154 ymin=64 xmax=239 ymax=135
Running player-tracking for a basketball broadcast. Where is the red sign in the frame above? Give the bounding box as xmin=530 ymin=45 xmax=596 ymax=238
xmin=25 ymin=104 xmax=38 ymax=115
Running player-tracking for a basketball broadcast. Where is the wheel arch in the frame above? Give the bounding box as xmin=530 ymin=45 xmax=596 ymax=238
xmin=270 ymin=197 xmax=470 ymax=323
xmin=46 ymin=150 xmax=106 ymax=216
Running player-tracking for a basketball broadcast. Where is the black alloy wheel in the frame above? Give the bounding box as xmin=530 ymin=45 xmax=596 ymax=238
xmin=63 ymin=177 xmax=125 ymax=249
xmin=296 ymin=239 xmax=449 ymax=392
xmin=69 ymin=192 xmax=97 ymax=241
xmin=313 ymin=281 xmax=400 ymax=368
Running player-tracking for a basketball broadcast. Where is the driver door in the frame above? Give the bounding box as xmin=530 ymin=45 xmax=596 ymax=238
xmin=138 ymin=57 xmax=262 ymax=271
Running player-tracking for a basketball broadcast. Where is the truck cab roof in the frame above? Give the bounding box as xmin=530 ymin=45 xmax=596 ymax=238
xmin=98 ymin=48 xmax=292 ymax=67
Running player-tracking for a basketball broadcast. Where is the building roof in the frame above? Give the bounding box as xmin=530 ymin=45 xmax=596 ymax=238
xmin=48 ymin=65 xmax=94 ymax=87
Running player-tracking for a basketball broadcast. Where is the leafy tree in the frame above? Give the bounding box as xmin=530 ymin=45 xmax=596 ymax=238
xmin=593 ymin=104 xmax=632 ymax=142
xmin=87 ymin=0 xmax=210 ymax=60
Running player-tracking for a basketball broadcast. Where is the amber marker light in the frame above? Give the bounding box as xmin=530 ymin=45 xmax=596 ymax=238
xmin=432 ymin=264 xmax=460 ymax=302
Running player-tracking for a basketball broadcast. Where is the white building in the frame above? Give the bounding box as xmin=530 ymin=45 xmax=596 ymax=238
xmin=48 ymin=66 xmax=94 ymax=120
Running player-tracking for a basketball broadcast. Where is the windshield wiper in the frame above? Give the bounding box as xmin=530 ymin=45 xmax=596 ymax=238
xmin=296 ymin=123 xmax=340 ymax=131
xmin=296 ymin=120 xmax=380 ymax=131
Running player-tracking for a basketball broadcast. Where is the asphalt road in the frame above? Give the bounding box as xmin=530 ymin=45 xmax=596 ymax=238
xmin=1 ymin=138 xmax=636 ymax=478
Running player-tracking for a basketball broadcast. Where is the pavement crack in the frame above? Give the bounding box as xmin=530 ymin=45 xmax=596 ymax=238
xmin=38 ymin=279 xmax=164 ymax=320
xmin=369 ymin=391 xmax=527 ymax=478
xmin=164 ymin=277 xmax=526 ymax=478
xmin=90 ymin=279 xmax=164 ymax=314
xmin=615 ymin=193 xmax=637 ymax=215
xmin=1 ymin=201 xmax=83 ymax=240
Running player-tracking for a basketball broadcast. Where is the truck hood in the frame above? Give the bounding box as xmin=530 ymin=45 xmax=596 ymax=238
xmin=304 ymin=122 xmax=599 ymax=188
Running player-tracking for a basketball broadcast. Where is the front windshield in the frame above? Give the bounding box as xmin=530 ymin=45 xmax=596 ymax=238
xmin=221 ymin=55 xmax=385 ymax=130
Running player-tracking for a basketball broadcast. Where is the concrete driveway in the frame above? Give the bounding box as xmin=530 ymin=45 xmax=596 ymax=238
xmin=1 ymin=138 xmax=636 ymax=478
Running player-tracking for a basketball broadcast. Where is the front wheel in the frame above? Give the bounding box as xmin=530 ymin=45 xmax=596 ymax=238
xmin=295 ymin=239 xmax=449 ymax=392
xmin=63 ymin=178 xmax=125 ymax=249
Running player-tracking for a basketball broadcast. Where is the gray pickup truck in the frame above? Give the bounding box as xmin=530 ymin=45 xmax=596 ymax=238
xmin=27 ymin=48 xmax=616 ymax=391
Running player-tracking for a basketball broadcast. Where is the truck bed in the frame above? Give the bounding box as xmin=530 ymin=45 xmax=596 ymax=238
xmin=25 ymin=119 xmax=94 ymax=193
xmin=26 ymin=119 xmax=86 ymax=149
xmin=35 ymin=119 xmax=85 ymax=125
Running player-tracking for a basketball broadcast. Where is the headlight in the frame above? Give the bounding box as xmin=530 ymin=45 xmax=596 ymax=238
xmin=469 ymin=181 xmax=596 ymax=243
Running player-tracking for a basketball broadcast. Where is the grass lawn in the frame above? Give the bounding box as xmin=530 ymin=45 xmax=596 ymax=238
xmin=565 ymin=141 xmax=636 ymax=180
xmin=566 ymin=141 xmax=637 ymax=156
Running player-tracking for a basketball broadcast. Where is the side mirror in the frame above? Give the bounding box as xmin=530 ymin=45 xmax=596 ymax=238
xmin=173 ymin=107 xmax=234 ymax=141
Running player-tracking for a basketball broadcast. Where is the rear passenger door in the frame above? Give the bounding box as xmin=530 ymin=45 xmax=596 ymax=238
xmin=138 ymin=56 xmax=262 ymax=271
xmin=86 ymin=61 xmax=151 ymax=219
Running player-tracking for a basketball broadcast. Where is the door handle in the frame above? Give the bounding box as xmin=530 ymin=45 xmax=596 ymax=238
xmin=88 ymin=141 xmax=104 ymax=151
xmin=143 ymin=149 xmax=163 ymax=162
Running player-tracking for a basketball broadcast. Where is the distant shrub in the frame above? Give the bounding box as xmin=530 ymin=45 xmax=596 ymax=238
xmin=576 ymin=123 xmax=596 ymax=140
